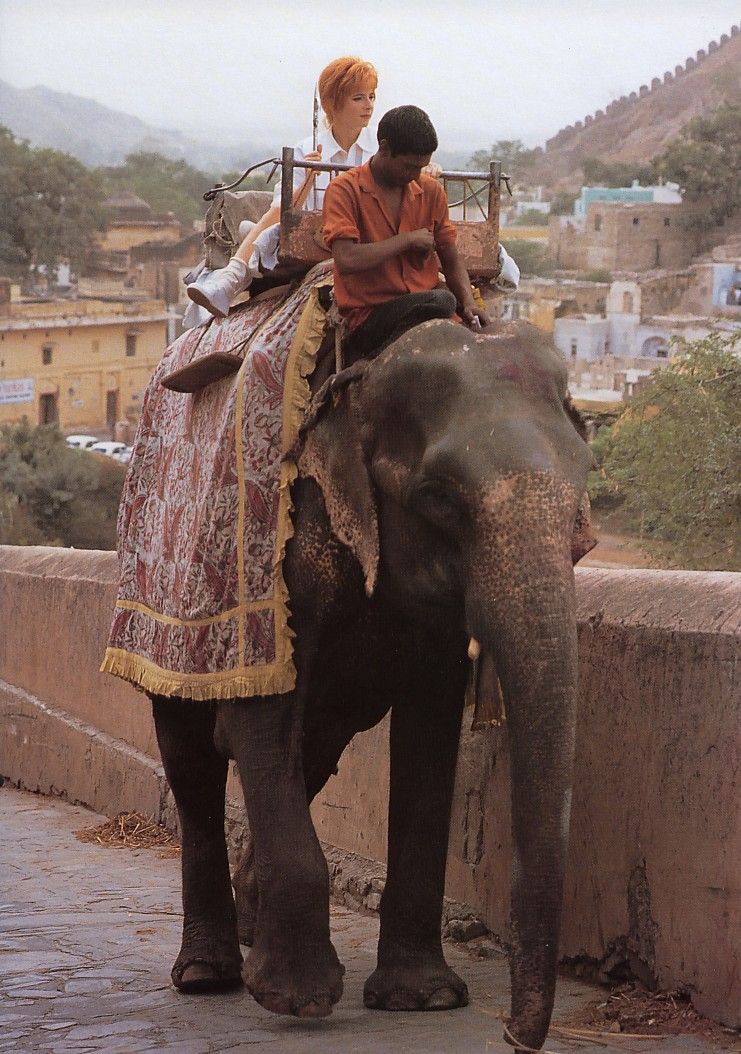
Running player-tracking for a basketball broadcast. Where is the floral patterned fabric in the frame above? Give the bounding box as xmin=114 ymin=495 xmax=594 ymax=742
xmin=101 ymin=261 xmax=332 ymax=700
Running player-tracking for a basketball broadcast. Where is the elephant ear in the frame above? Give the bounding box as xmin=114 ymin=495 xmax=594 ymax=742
xmin=297 ymin=379 xmax=379 ymax=596
xmin=561 ymin=393 xmax=598 ymax=564
xmin=572 ymin=491 xmax=597 ymax=565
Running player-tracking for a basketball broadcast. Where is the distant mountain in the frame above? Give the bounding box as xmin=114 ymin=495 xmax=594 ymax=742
xmin=0 ymin=80 xmax=268 ymax=172
xmin=530 ymin=26 xmax=741 ymax=188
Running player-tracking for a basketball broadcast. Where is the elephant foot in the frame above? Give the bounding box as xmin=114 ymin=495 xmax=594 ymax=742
xmin=243 ymin=935 xmax=345 ymax=1017
xmin=171 ymin=921 xmax=243 ymax=994
xmin=364 ymin=958 xmax=469 ymax=1011
xmin=172 ymin=950 xmax=243 ymax=994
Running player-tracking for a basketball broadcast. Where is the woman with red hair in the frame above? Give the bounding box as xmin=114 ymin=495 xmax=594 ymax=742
xmin=188 ymin=57 xmax=378 ymax=319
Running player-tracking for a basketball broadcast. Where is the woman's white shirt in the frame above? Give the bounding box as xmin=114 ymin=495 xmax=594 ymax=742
xmin=248 ymin=124 xmax=375 ymax=272
xmin=269 ymin=124 xmax=376 ymax=212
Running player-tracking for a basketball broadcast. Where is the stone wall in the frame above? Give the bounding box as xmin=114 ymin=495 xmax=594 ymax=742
xmin=544 ymin=25 xmax=740 ymax=153
xmin=0 ymin=546 xmax=738 ymax=1027
xmin=531 ymin=27 xmax=741 ymax=185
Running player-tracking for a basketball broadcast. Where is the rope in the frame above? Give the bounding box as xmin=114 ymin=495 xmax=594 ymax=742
xmin=502 ymin=1023 xmax=560 ymax=1054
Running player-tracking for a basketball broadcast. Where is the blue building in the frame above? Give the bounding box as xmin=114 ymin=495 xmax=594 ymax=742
xmin=574 ymin=182 xmax=681 ymax=218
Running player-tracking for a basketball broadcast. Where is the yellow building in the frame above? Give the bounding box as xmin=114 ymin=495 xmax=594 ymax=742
xmin=0 ymin=292 xmax=168 ymax=435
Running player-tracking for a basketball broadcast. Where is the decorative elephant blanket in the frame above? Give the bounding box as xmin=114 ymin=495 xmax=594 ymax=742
xmin=100 ymin=261 xmax=332 ymax=700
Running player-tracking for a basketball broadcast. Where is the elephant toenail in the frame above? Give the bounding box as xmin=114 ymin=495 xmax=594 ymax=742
xmin=425 ymin=986 xmax=460 ymax=1010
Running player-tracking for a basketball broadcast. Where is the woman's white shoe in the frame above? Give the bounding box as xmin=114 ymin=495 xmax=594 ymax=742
xmin=187 ymin=258 xmax=251 ymax=318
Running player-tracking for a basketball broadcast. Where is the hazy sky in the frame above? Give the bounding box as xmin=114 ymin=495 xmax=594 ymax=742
xmin=0 ymin=0 xmax=738 ymax=151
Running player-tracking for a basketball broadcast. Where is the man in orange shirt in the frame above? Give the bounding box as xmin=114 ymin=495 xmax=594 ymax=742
xmin=322 ymin=105 xmax=490 ymax=360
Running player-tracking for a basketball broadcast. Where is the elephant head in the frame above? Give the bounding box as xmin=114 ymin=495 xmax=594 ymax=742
xmin=298 ymin=317 xmax=595 ymax=1050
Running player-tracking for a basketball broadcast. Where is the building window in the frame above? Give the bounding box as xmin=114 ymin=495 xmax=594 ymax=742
xmin=594 ymin=214 xmax=602 ymax=232
xmin=632 ymin=217 xmax=640 ymax=227
xmin=92 ymin=339 xmax=100 ymax=353
xmin=42 ymin=345 xmax=53 ymax=365
xmin=664 ymin=217 xmax=671 ymax=227
xmin=623 ymin=292 xmax=634 ymax=313
xmin=656 ymin=346 xmax=669 ymax=358
xmin=125 ymin=334 xmax=137 ymax=357
xmin=570 ymin=339 xmax=578 ymax=358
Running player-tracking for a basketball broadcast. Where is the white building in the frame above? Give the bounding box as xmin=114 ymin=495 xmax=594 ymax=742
xmin=553 ymin=278 xmax=739 ymax=364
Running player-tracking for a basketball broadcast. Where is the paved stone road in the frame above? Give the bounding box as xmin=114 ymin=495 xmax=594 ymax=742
xmin=0 ymin=785 xmax=720 ymax=1054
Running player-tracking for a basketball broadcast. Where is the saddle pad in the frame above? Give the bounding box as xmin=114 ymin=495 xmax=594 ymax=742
xmin=101 ymin=260 xmax=333 ymax=700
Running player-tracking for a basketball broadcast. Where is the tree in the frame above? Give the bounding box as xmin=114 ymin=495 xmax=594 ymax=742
xmin=97 ymin=151 xmax=212 ymax=226
xmin=653 ymin=103 xmax=741 ymax=229
xmin=500 ymin=238 xmax=554 ymax=277
xmin=581 ymin=156 xmax=654 ymax=188
xmin=98 ymin=152 xmax=277 ymax=227
xmin=0 ymin=126 xmax=106 ymax=279
xmin=589 ymin=333 xmax=740 ymax=570
xmin=550 ymin=191 xmax=578 ymax=216
xmin=0 ymin=420 xmax=124 ymax=549
xmin=468 ymin=140 xmax=540 ymax=180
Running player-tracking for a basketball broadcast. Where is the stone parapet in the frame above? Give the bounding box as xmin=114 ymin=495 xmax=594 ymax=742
xmin=0 ymin=547 xmax=738 ymax=1027
xmin=544 ymin=24 xmax=740 ymax=151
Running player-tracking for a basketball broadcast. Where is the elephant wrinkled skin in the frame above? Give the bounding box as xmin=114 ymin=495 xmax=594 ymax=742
xmin=151 ymin=318 xmax=595 ymax=1050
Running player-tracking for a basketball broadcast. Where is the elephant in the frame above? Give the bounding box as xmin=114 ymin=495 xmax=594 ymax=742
xmin=149 ymin=315 xmax=595 ymax=1051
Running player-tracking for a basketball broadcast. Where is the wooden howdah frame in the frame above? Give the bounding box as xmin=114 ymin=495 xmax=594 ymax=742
xmin=276 ymin=147 xmax=504 ymax=280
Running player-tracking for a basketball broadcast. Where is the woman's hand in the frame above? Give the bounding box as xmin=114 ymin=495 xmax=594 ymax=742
xmin=422 ymin=161 xmax=443 ymax=179
xmin=303 ymin=146 xmax=323 ymax=164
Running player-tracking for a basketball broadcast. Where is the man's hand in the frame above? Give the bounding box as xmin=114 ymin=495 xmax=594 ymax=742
xmin=406 ymin=228 xmax=435 ymax=254
xmin=461 ymin=303 xmax=491 ymax=330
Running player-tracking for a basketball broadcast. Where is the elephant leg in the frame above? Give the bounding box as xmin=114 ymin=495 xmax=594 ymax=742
xmin=364 ymin=667 xmax=469 ymax=1012
xmin=217 ymin=696 xmax=344 ymax=1018
xmin=233 ymin=704 xmax=383 ymax=945
xmin=151 ymin=695 xmax=242 ymax=992
xmin=232 ymin=835 xmax=258 ymax=946
xmin=232 ymin=757 xmax=339 ymax=948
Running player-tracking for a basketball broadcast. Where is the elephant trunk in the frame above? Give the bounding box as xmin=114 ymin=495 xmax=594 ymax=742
xmin=468 ymin=474 xmax=580 ymax=1051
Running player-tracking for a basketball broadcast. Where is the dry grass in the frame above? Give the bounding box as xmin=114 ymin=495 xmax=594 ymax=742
xmin=75 ymin=812 xmax=180 ymax=857
xmin=556 ymin=982 xmax=741 ymax=1050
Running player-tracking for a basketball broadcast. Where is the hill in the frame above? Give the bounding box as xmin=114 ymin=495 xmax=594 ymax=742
xmin=0 ymin=80 xmax=266 ymax=172
xmin=529 ymin=25 xmax=741 ymax=188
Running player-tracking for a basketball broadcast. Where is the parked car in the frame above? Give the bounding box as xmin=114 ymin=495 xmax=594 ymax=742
xmin=112 ymin=446 xmax=133 ymax=465
xmin=89 ymin=441 xmax=129 ymax=460
xmin=65 ymin=434 xmax=99 ymax=450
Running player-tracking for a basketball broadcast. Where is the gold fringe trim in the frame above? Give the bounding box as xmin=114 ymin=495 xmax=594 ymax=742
xmin=269 ymin=282 xmax=331 ymax=674
xmin=100 ymin=648 xmax=297 ymax=701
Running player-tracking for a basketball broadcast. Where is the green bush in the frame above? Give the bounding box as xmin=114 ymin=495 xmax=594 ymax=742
xmin=0 ymin=420 xmax=125 ymax=549
xmin=588 ymin=333 xmax=740 ymax=569
xmin=500 ymin=238 xmax=555 ymax=277
xmin=579 ymin=269 xmax=612 ymax=284
xmin=513 ymin=209 xmax=549 ymax=227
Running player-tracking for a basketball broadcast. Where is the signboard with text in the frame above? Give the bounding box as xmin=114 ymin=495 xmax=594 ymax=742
xmin=0 ymin=378 xmax=35 ymax=405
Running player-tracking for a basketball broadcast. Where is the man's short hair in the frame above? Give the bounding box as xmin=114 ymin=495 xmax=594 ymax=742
xmin=377 ymin=106 xmax=438 ymax=156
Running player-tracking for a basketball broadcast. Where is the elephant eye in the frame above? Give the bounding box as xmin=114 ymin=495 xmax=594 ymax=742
xmin=413 ymin=479 xmax=467 ymax=533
